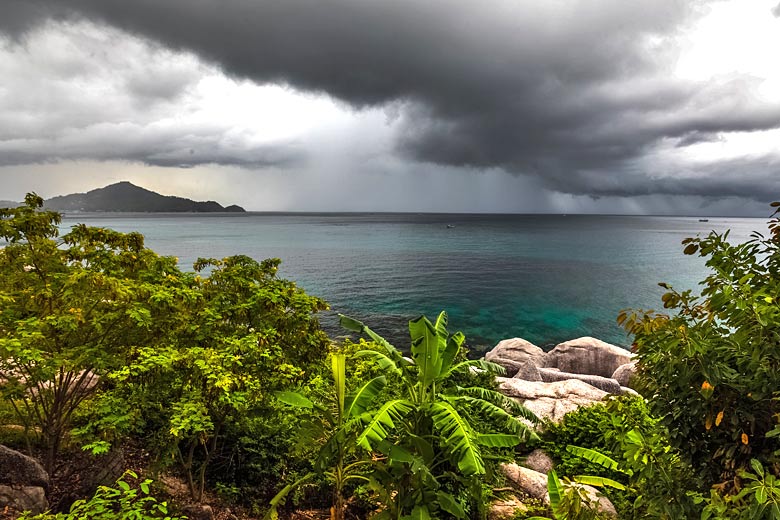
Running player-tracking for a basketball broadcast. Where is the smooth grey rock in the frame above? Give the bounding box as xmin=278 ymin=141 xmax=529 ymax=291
xmin=513 ymin=361 xmax=543 ymax=381
xmin=500 ymin=463 xmax=549 ymax=503
xmin=524 ymin=449 xmax=554 ymax=474
xmin=0 ymin=485 xmax=49 ymax=515
xmin=497 ymin=377 xmax=608 ymax=423
xmin=0 ymin=445 xmax=49 ymax=490
xmin=619 ymin=386 xmax=640 ymax=397
xmin=537 ymin=368 xmax=622 ymax=394
xmin=544 ymin=337 xmax=632 ymax=378
xmin=570 ymin=483 xmax=618 ymax=517
xmin=612 ymin=361 xmax=638 ymax=387
xmin=486 ymin=338 xmax=546 ymax=377
xmin=501 ymin=463 xmax=616 ymax=517
xmin=488 ymin=497 xmax=527 ymax=520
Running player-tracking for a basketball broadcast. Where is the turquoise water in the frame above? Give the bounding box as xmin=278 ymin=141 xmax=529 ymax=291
xmin=58 ymin=213 xmax=764 ymax=352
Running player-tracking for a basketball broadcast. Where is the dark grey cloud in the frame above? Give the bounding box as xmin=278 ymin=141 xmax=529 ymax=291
xmin=2 ymin=0 xmax=779 ymax=204
xmin=0 ymin=1 xmax=58 ymax=37
xmin=536 ymin=154 xmax=780 ymax=202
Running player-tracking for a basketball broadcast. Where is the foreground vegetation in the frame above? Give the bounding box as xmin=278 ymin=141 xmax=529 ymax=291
xmin=1 ymin=196 xmax=779 ymax=519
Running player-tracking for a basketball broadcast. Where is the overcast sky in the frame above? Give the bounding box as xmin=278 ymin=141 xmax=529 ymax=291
xmin=1 ymin=0 xmax=779 ymax=214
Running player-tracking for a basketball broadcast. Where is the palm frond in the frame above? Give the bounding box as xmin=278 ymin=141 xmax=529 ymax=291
xmin=565 ymin=445 xmax=624 ymax=473
xmin=409 ymin=314 xmax=442 ymax=385
xmin=339 ymin=314 xmax=399 ymax=356
xmin=431 ymin=401 xmax=485 ymax=475
xmin=448 ymin=394 xmax=539 ymax=441
xmin=440 ymin=331 xmax=464 ymax=374
xmin=345 ymin=375 xmax=387 ymax=417
xmin=265 ymin=472 xmax=316 ymax=520
xmin=273 ymin=390 xmax=313 ymax=409
xmin=458 ymin=386 xmax=540 ymax=424
xmin=354 ymin=349 xmax=401 ymax=373
xmin=547 ymin=470 xmax=564 ymax=511
xmin=443 ymin=359 xmax=506 ymax=378
xmin=332 ymin=353 xmax=346 ymax=420
xmin=476 ymin=433 xmax=521 ymax=448
xmin=356 ymin=399 xmax=413 ymax=451
xmin=436 ymin=490 xmax=466 ymax=519
xmin=573 ymin=475 xmax=626 ymax=490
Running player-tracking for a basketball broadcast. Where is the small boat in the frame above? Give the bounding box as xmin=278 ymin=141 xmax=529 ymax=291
xmin=446 ymin=224 xmax=455 ymax=228
xmin=699 ymin=219 xmax=709 ymax=222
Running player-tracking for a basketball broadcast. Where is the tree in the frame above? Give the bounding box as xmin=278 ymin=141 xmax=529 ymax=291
xmin=619 ymin=203 xmax=780 ymax=493
xmin=1 ymin=195 xmax=331 ymax=492
xmin=111 ymin=255 xmax=330 ymax=502
xmin=0 ymin=195 xmax=186 ymax=474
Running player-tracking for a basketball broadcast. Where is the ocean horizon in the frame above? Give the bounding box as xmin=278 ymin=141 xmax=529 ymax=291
xmin=56 ymin=212 xmax=766 ymax=354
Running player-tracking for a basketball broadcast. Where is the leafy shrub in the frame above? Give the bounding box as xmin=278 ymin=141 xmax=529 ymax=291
xmin=541 ymin=396 xmax=657 ymax=518
xmin=339 ymin=311 xmax=539 ymax=519
xmin=20 ymin=471 xmax=181 ymax=520
xmin=699 ymin=459 xmax=780 ymax=519
xmin=620 ymin=203 xmax=780 ymax=488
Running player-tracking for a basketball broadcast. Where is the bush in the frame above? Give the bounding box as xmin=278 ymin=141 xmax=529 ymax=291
xmin=541 ymin=396 xmax=657 ymax=518
xmin=620 ymin=203 xmax=780 ymax=489
xmin=20 ymin=471 xmax=181 ymax=520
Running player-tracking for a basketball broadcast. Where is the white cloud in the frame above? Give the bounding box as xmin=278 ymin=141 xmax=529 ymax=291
xmin=0 ymin=19 xmax=396 ymax=169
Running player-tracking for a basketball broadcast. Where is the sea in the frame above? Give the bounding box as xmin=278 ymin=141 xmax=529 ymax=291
xmin=56 ymin=213 xmax=766 ymax=354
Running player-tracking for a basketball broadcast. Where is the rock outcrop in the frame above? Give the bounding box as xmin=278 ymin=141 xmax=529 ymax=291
xmin=523 ymin=449 xmax=554 ymax=474
xmin=544 ymin=337 xmax=632 ymax=378
xmin=487 ymin=497 xmax=527 ymax=520
xmin=497 ymin=377 xmax=608 ymax=423
xmin=500 ymin=463 xmax=616 ymax=517
xmin=485 ymin=338 xmax=546 ymax=377
xmin=612 ymin=361 xmax=638 ymax=388
xmin=0 ymin=445 xmax=50 ymax=515
xmin=487 ymin=334 xmax=629 ymax=517
xmin=500 ymin=463 xmax=550 ymax=504
xmin=536 ymin=367 xmax=622 ymax=394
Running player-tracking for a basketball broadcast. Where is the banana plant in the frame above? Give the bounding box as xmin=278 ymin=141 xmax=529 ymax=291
xmin=267 ymin=352 xmax=387 ymax=520
xmin=340 ymin=311 xmax=539 ymax=520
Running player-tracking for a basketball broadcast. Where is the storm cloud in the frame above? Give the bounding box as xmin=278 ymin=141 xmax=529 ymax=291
xmin=1 ymin=0 xmax=779 ymax=208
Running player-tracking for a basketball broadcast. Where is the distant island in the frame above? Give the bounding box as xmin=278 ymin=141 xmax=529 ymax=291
xmin=36 ymin=181 xmax=246 ymax=213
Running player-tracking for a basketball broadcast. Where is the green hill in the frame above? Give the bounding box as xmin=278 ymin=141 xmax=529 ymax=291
xmin=44 ymin=182 xmax=245 ymax=213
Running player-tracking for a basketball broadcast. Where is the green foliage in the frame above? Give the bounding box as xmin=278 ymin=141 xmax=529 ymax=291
xmin=527 ymin=468 xmax=621 ymax=520
xmin=109 ymin=255 xmax=329 ymax=502
xmin=619 ymin=204 xmax=780 ymax=497
xmin=0 ymin=196 xmax=330 ymax=502
xmin=541 ymin=395 xmax=699 ymax=519
xmin=540 ymin=396 xmax=647 ymax=516
xmin=700 ymin=459 xmax=780 ymax=519
xmin=267 ymin=351 xmax=386 ymax=520
xmin=340 ymin=311 xmax=539 ymax=519
xmin=0 ymin=195 xmax=187 ymax=473
xmin=20 ymin=471 xmax=181 ymax=520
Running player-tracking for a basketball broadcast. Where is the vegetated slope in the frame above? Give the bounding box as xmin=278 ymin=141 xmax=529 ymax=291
xmin=44 ymin=181 xmax=245 ymax=212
